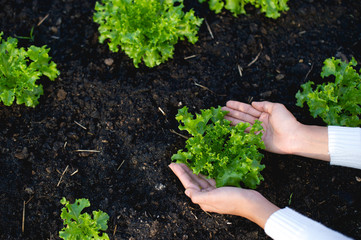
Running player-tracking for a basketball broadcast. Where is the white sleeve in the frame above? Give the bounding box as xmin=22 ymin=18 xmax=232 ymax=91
xmin=328 ymin=126 xmax=361 ymax=170
xmin=264 ymin=207 xmax=353 ymax=240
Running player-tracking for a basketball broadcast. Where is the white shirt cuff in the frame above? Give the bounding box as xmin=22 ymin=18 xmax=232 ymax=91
xmin=264 ymin=207 xmax=352 ymax=240
xmin=328 ymin=126 xmax=361 ymax=170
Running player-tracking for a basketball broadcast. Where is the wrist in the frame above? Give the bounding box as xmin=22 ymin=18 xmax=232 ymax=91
xmin=290 ymin=124 xmax=330 ymax=161
xmin=241 ymin=190 xmax=280 ymax=229
xmin=289 ymin=122 xmax=308 ymax=155
xmin=285 ymin=121 xmax=305 ymax=155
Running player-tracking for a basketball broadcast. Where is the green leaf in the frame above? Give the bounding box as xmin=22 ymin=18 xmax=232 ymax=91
xmin=172 ymin=106 xmax=265 ymax=188
xmin=209 ymin=0 xmax=225 ymax=13
xmin=226 ymin=0 xmax=246 ymax=16
xmin=321 ymin=57 xmax=338 ymax=78
xmin=0 ymin=88 xmax=15 ymax=106
xmin=171 ymin=150 xmax=193 ymax=163
xmin=93 ymin=211 xmax=110 ymax=231
xmin=0 ymin=32 xmax=59 ymax=107
xmin=296 ymin=57 xmax=361 ymax=127
xmin=93 ymin=0 xmax=203 ymax=68
xmin=60 ymin=198 xmax=110 ymax=240
xmin=61 ymin=198 xmax=91 ymax=222
xmin=200 ymin=0 xmax=289 ymax=18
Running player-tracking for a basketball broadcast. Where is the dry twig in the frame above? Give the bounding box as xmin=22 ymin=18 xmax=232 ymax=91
xmin=74 ymin=121 xmax=87 ymax=130
xmin=204 ymin=19 xmax=214 ymax=39
xmin=190 ymin=211 xmax=198 ymax=220
xmin=75 ymin=149 xmax=100 ymax=153
xmin=170 ymin=129 xmax=188 ymax=139
xmin=303 ymin=63 xmax=314 ymax=82
xmin=184 ymin=55 xmax=197 ymax=60
xmin=25 ymin=196 xmax=34 ymax=205
xmin=70 ymin=169 xmax=79 ymax=176
xmin=237 ymin=64 xmax=243 ymax=77
xmin=113 ymin=224 xmax=117 ymax=236
xmin=194 ymin=81 xmax=226 ymax=96
xmin=158 ymin=107 xmax=166 ymax=116
xmin=37 ymin=14 xmax=49 ymax=26
xmin=22 ymin=201 xmax=25 ymax=233
xmin=194 ymin=81 xmax=216 ymax=95
xmin=57 ymin=165 xmax=69 ymax=187
xmin=247 ymin=50 xmax=262 ymax=67
xmin=117 ymin=160 xmax=125 ymax=170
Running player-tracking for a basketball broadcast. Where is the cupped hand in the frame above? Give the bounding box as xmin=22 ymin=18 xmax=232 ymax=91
xmin=169 ymin=163 xmax=279 ymax=228
xmin=222 ymin=100 xmax=302 ymax=155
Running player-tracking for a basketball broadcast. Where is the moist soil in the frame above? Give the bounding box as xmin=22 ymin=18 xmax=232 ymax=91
xmin=1 ymin=0 xmax=361 ymax=239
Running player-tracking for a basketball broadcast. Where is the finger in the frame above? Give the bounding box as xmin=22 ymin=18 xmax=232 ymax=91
xmin=224 ymin=116 xmax=253 ymax=132
xmin=186 ymin=189 xmax=221 ymax=213
xmin=179 ymin=164 xmax=215 ymax=189
xmin=223 ymin=107 xmax=258 ymax=124
xmin=197 ymin=173 xmax=217 ymax=187
xmin=224 ymin=115 xmax=242 ymax=126
xmin=169 ymin=163 xmax=213 ymax=190
xmin=252 ymin=101 xmax=275 ymax=114
xmin=226 ymin=100 xmax=262 ymax=118
xmin=185 ymin=188 xmax=210 ymax=204
xmin=169 ymin=163 xmax=201 ymax=191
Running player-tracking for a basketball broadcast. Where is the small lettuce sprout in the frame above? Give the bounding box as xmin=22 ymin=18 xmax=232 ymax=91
xmin=60 ymin=197 xmax=110 ymax=240
xmin=296 ymin=57 xmax=361 ymax=127
xmin=199 ymin=0 xmax=289 ymax=19
xmin=0 ymin=32 xmax=59 ymax=107
xmin=93 ymin=0 xmax=203 ymax=68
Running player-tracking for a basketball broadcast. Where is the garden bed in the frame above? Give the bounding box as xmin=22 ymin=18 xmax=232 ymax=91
xmin=0 ymin=0 xmax=360 ymax=239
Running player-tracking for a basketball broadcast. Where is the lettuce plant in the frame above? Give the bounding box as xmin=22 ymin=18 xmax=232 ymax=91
xmin=199 ymin=0 xmax=289 ymax=19
xmin=296 ymin=57 xmax=361 ymax=127
xmin=60 ymin=198 xmax=110 ymax=240
xmin=93 ymin=0 xmax=203 ymax=68
xmin=172 ymin=106 xmax=265 ymax=189
xmin=0 ymin=32 xmax=59 ymax=107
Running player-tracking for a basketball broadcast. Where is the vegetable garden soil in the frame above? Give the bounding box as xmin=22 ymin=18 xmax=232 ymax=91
xmin=1 ymin=0 xmax=360 ymax=239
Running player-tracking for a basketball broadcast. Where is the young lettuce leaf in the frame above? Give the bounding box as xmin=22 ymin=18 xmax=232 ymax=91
xmin=0 ymin=32 xmax=59 ymax=107
xmin=93 ymin=0 xmax=203 ymax=68
xmin=60 ymin=198 xmax=110 ymax=240
xmin=172 ymin=106 xmax=265 ymax=189
xmin=296 ymin=57 xmax=361 ymax=127
xmin=199 ymin=0 xmax=289 ymax=19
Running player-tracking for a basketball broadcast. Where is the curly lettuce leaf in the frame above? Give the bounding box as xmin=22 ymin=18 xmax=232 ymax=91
xmin=0 ymin=32 xmax=59 ymax=107
xmin=199 ymin=0 xmax=289 ymax=18
xmin=60 ymin=198 xmax=110 ymax=240
xmin=93 ymin=0 xmax=203 ymax=68
xmin=296 ymin=57 xmax=361 ymax=127
xmin=172 ymin=106 xmax=265 ymax=189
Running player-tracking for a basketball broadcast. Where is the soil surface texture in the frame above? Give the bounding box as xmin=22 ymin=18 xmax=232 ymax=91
xmin=0 ymin=0 xmax=360 ymax=239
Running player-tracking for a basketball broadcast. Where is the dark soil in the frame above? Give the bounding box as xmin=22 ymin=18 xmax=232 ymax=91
xmin=1 ymin=0 xmax=360 ymax=239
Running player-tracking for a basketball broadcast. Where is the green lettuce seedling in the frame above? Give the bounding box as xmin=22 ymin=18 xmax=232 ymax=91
xmin=172 ymin=106 xmax=265 ymax=189
xmin=60 ymin=197 xmax=110 ymax=240
xmin=0 ymin=32 xmax=59 ymax=107
xmin=93 ymin=0 xmax=203 ymax=68
xmin=199 ymin=0 xmax=289 ymax=19
xmin=296 ymin=57 xmax=361 ymax=127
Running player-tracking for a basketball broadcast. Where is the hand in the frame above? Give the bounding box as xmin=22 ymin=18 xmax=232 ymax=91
xmin=222 ymin=100 xmax=302 ymax=155
xmin=169 ymin=163 xmax=279 ymax=229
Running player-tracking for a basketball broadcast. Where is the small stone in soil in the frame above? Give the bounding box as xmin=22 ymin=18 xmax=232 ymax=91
xmin=57 ymin=89 xmax=67 ymax=101
xmin=104 ymin=58 xmax=114 ymax=66
xmin=14 ymin=147 xmax=29 ymax=159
